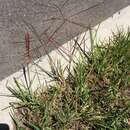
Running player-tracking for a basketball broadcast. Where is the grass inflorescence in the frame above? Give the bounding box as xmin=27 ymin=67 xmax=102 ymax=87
xmin=8 ymin=29 xmax=130 ymax=130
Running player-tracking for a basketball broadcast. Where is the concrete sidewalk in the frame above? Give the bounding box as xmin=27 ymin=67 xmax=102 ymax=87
xmin=0 ymin=0 xmax=129 ymax=80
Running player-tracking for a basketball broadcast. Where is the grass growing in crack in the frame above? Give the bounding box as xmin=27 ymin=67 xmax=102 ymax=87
xmin=8 ymin=29 xmax=130 ymax=130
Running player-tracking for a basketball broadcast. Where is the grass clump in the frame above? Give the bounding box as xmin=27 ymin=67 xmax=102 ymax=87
xmin=8 ymin=29 xmax=130 ymax=130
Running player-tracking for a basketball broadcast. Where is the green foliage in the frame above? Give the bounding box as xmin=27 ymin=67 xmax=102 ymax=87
xmin=8 ymin=29 xmax=130 ymax=130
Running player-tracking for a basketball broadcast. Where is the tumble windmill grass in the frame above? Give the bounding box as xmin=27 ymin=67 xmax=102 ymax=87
xmin=7 ymin=28 xmax=130 ymax=130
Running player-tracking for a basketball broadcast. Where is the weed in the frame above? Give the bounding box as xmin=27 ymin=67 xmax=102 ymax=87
xmin=8 ymin=28 xmax=130 ymax=130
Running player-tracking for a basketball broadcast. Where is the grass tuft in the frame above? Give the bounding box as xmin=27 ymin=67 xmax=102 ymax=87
xmin=8 ymin=28 xmax=130 ymax=130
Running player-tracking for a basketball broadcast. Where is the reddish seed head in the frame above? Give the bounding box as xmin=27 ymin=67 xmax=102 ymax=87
xmin=25 ymin=32 xmax=31 ymax=63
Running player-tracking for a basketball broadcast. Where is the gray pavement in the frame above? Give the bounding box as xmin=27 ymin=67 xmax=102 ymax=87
xmin=0 ymin=0 xmax=129 ymax=80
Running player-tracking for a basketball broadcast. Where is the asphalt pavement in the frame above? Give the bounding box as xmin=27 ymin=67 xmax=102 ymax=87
xmin=0 ymin=0 xmax=129 ymax=80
